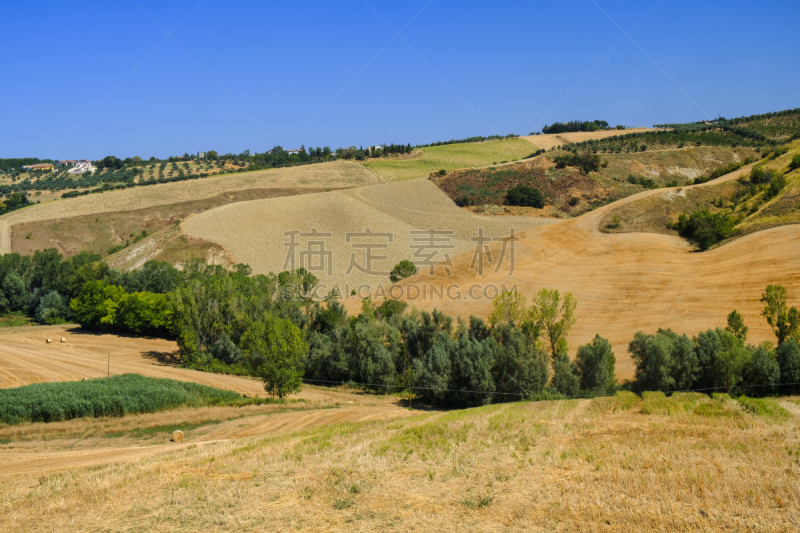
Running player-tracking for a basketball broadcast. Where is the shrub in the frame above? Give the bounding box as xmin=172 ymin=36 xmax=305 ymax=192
xmin=505 ymin=184 xmax=544 ymax=208
xmin=670 ymin=209 xmax=735 ymax=250
xmin=553 ymin=152 xmax=601 ymax=173
xmin=389 ymin=260 xmax=418 ymax=283
xmin=789 ymin=154 xmax=800 ymax=172
xmin=35 ymin=291 xmax=69 ymax=324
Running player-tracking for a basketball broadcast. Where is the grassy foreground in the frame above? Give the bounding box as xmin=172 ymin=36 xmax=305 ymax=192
xmin=4 ymin=391 xmax=800 ymax=531
xmin=364 ymin=138 xmax=535 ymax=181
xmin=0 ymin=374 xmax=245 ymax=425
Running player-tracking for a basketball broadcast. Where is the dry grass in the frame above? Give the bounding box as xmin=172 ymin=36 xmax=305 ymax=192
xmin=1 ymin=392 xmax=798 ymax=531
xmin=363 ymin=139 xmax=535 ymax=182
xmin=599 ymin=143 xmax=800 ymax=238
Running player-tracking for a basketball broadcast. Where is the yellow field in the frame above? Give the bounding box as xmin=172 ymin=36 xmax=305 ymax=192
xmin=1 ymin=379 xmax=797 ymax=531
xmin=363 ymin=138 xmax=535 ymax=182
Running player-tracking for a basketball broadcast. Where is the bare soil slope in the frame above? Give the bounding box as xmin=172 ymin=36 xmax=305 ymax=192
xmin=0 ymin=161 xmax=377 ymax=255
xmin=182 ymin=179 xmax=556 ymax=292
xmin=390 ymin=163 xmax=800 ymax=378
xmin=523 ymin=127 xmax=657 ymax=150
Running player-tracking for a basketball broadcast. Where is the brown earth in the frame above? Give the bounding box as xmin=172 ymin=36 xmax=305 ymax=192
xmin=432 ymin=158 xmax=612 ymax=216
xmin=522 ymin=127 xmax=658 ymax=150
xmin=379 ymin=161 xmax=800 ymax=379
xmin=0 ymin=160 xmax=378 ymax=256
xmin=11 ymin=187 xmax=331 ymax=258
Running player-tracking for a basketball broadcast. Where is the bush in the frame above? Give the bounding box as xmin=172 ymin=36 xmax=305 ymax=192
xmin=789 ymin=154 xmax=800 ymax=172
xmin=390 ymin=260 xmax=418 ymax=282
xmin=553 ymin=152 xmax=601 ymax=173
xmin=35 ymin=291 xmax=69 ymax=324
xmin=505 ymin=184 xmax=544 ymax=208
xmin=670 ymin=209 xmax=735 ymax=250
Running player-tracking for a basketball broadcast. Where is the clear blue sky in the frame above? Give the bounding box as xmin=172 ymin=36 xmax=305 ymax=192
xmin=2 ymin=0 xmax=799 ymax=160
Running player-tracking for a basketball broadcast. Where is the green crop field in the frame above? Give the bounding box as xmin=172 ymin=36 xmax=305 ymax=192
xmin=364 ymin=138 xmax=536 ymax=182
xmin=0 ymin=374 xmax=246 ymax=425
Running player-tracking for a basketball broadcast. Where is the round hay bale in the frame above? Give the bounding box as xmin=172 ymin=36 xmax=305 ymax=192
xmin=46 ymin=339 xmax=52 ymax=344
xmin=171 ymin=430 xmax=184 ymax=443
xmin=60 ymin=338 xmax=66 ymax=343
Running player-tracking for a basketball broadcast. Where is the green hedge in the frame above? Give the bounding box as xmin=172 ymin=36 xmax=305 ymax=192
xmin=0 ymin=374 xmax=243 ymax=425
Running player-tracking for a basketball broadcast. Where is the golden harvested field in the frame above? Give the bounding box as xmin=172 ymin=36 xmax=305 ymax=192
xmin=0 ymin=161 xmax=378 ymax=255
xmin=182 ymin=179 xmax=556 ymax=293
xmin=522 ymin=127 xmax=657 ymax=150
xmin=1 ymin=384 xmax=798 ymax=531
xmin=385 ymin=162 xmax=800 ymax=379
xmin=363 ymin=138 xmax=535 ymax=182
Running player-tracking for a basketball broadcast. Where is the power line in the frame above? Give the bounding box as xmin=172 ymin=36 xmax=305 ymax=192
xmin=300 ymin=377 xmax=800 ymax=401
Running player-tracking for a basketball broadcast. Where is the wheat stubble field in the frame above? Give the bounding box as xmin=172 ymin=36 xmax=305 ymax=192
xmin=1 ymin=379 xmax=798 ymax=532
xmin=0 ymin=160 xmax=379 ymax=255
xmin=181 ymin=178 xmax=556 ymax=291
xmin=385 ymin=163 xmax=800 ymax=378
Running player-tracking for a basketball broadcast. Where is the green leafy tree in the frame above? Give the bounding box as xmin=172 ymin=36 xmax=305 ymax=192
xmin=776 ymin=339 xmax=800 ymax=394
xmin=789 ymin=154 xmax=800 ymax=172
xmin=761 ymin=285 xmax=800 ymax=344
xmin=746 ymin=344 xmax=780 ymax=392
xmin=575 ymin=334 xmax=616 ymax=394
xmin=505 ymin=184 xmax=544 ymax=208
xmin=389 ymin=260 xmax=417 ymax=283
xmin=69 ymin=280 xmax=127 ymax=329
xmin=629 ymin=332 xmax=674 ymax=392
xmin=712 ymin=330 xmax=751 ymax=394
xmin=725 ymin=310 xmax=748 ymax=342
xmin=531 ymin=288 xmax=577 ymax=357
xmin=491 ymin=323 xmax=549 ymax=399
xmin=240 ymin=316 xmax=307 ymax=398
xmin=551 ymin=351 xmax=579 ymax=397
xmin=489 ymin=289 xmax=527 ymax=327
xmin=35 ymin=291 xmax=68 ymax=324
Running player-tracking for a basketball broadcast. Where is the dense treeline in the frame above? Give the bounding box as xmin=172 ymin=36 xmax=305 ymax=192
xmin=0 ymin=158 xmax=50 ymax=173
xmin=2 ymin=248 xmax=798 ymax=405
xmin=416 ymin=134 xmax=519 ymax=148
xmin=654 ymin=107 xmax=800 ymax=139
xmin=542 ymin=120 xmax=610 ymax=134
xmin=630 ymin=290 xmax=800 ymax=396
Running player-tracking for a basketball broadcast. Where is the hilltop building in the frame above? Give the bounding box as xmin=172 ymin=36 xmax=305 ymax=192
xmin=22 ymin=163 xmax=53 ymax=171
xmin=67 ymin=160 xmax=95 ymax=174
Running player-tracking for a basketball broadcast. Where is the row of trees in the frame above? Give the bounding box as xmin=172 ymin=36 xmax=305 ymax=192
xmin=631 ymin=287 xmax=800 ymax=395
xmin=3 ymin=247 xmax=799 ymax=404
xmin=542 ymin=120 xmax=610 ymax=134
